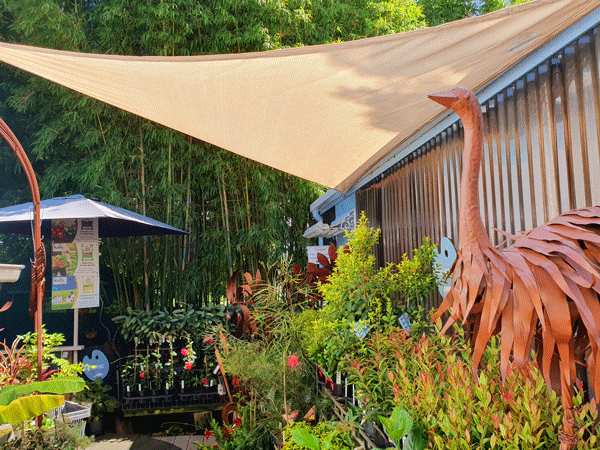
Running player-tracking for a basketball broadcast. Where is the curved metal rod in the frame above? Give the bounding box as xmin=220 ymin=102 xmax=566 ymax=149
xmin=0 ymin=118 xmax=44 ymax=384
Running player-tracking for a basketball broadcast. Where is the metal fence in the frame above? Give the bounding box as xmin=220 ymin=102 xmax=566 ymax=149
xmin=357 ymin=27 xmax=600 ymax=311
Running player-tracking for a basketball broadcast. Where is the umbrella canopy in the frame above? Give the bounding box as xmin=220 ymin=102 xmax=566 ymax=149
xmin=0 ymin=0 xmax=596 ymax=193
xmin=0 ymin=194 xmax=187 ymax=238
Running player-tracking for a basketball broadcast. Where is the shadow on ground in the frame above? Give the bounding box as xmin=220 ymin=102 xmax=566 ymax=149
xmin=129 ymin=435 xmax=180 ymax=450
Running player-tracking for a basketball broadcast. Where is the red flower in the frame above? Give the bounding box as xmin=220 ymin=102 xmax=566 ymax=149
xmin=139 ymin=371 xmax=145 ymax=379
xmin=287 ymin=354 xmax=301 ymax=369
xmin=202 ymin=378 xmax=209 ymax=386
xmin=185 ymin=362 xmax=193 ymax=370
xmin=181 ymin=348 xmax=189 ymax=357
xmin=204 ymin=338 xmax=215 ymax=344
xmin=234 ymin=418 xmax=241 ymax=428
xmin=204 ymin=430 xmax=213 ymax=439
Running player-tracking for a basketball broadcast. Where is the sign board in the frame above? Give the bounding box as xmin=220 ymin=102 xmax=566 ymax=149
xmin=51 ymin=218 xmax=100 ymax=309
xmin=307 ymin=246 xmax=331 ymax=265
xmin=83 ymin=349 xmax=110 ymax=380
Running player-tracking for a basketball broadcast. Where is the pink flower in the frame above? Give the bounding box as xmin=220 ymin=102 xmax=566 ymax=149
xmin=287 ymin=354 xmax=301 ymax=369
xmin=181 ymin=348 xmax=189 ymax=357
xmin=185 ymin=362 xmax=193 ymax=370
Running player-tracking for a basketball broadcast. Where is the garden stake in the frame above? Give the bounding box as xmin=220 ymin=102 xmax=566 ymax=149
xmin=215 ymin=348 xmax=233 ymax=403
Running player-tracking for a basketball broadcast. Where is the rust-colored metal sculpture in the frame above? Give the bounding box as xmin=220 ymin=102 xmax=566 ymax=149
xmin=0 ymin=119 xmax=45 ymax=392
xmin=429 ymin=87 xmax=600 ymax=449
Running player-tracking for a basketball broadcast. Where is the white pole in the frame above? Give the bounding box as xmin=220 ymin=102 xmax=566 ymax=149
xmin=73 ymin=307 xmax=79 ymax=363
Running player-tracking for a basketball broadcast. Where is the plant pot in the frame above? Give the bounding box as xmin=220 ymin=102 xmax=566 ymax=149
xmin=89 ymin=417 xmax=104 ymax=437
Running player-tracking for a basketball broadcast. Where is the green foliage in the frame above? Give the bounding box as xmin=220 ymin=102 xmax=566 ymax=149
xmin=18 ymin=328 xmax=85 ymax=380
xmin=0 ymin=377 xmax=84 ymax=407
xmin=346 ymin=323 xmax=600 ymax=449
xmin=283 ymin=421 xmax=355 ymax=450
xmin=196 ymin=403 xmax=274 ymax=450
xmin=318 ymin=213 xmax=385 ymax=320
xmin=418 ymin=0 xmax=533 ymax=27
xmin=215 ymin=258 xmax=330 ymax=445
xmin=305 ymin=213 xmax=438 ymax=374
xmin=2 ymin=424 xmax=91 ymax=450
xmin=112 ymin=304 xmax=236 ymax=343
xmin=394 ymin=237 xmax=440 ymax=311
xmin=318 ymin=213 xmax=438 ymax=320
xmin=74 ymin=379 xmax=120 ymax=420
xmin=0 ymin=394 xmax=64 ymax=425
xmin=0 ymin=377 xmax=85 ymax=426
xmin=379 ymin=406 xmax=413 ymax=445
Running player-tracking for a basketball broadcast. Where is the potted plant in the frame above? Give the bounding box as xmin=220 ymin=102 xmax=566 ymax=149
xmin=75 ymin=379 xmax=120 ymax=437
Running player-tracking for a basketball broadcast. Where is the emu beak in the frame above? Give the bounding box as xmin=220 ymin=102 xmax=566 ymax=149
xmin=428 ymin=90 xmax=458 ymax=109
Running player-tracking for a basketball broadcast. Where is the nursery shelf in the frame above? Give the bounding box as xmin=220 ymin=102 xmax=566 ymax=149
xmin=122 ymin=403 xmax=223 ymax=417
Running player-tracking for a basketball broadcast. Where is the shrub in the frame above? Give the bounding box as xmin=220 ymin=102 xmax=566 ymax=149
xmin=283 ymin=420 xmax=356 ymax=450
xmin=305 ymin=212 xmax=439 ymax=375
xmin=346 ymin=322 xmax=600 ymax=449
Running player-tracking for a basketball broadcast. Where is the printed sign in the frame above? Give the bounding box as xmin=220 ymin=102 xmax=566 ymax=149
xmin=51 ymin=218 xmax=100 ymax=309
xmin=307 ymin=246 xmax=331 ymax=265
xmin=353 ymin=321 xmax=371 ymax=340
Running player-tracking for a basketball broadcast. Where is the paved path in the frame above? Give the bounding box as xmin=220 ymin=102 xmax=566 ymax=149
xmin=87 ymin=434 xmax=214 ymax=450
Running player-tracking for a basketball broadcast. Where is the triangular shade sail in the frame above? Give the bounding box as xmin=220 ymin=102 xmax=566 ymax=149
xmin=0 ymin=194 xmax=187 ymax=237
xmin=0 ymin=0 xmax=597 ymax=193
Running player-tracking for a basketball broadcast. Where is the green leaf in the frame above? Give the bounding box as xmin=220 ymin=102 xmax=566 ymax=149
xmin=0 ymin=376 xmax=85 ymax=407
xmin=380 ymin=406 xmax=413 ymax=443
xmin=0 ymin=394 xmax=65 ymax=425
xmin=404 ymin=427 xmax=428 ymax=450
xmin=290 ymin=427 xmax=320 ymax=450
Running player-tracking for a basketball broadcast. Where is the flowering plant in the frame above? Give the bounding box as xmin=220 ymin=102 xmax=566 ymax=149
xmin=121 ymin=354 xmax=151 ymax=391
xmin=196 ymin=405 xmax=264 ymax=450
xmin=180 ymin=337 xmax=196 ymax=371
xmin=287 ymin=354 xmax=301 ymax=370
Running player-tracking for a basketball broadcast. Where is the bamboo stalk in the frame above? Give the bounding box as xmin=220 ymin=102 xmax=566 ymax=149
xmin=182 ymin=154 xmax=192 ymax=271
xmin=138 ymin=129 xmax=150 ymax=312
xmin=107 ymin=244 xmax=125 ymax=312
xmin=221 ymin=173 xmax=233 ymax=277
xmin=163 ymin=142 xmax=173 ymax=307
xmin=245 ymin=172 xmax=251 ymax=230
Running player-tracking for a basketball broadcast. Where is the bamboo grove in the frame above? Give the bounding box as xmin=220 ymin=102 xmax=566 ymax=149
xmin=0 ymin=0 xmax=524 ymax=312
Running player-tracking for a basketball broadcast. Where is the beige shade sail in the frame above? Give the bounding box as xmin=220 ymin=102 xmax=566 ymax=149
xmin=0 ymin=0 xmax=597 ymax=193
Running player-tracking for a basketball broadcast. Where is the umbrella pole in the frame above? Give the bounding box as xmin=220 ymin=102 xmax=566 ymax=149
xmin=0 ymin=118 xmax=45 ymax=410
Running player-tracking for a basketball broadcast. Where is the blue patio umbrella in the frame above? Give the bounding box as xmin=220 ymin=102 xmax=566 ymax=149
xmin=0 ymin=194 xmax=187 ymax=238
xmin=0 ymin=194 xmax=188 ymax=361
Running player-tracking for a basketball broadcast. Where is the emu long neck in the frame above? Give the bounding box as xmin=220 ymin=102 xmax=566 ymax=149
xmin=458 ymin=102 xmax=490 ymax=247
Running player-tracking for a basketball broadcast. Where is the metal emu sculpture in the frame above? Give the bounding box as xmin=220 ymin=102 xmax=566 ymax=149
xmin=429 ymin=87 xmax=600 ymax=449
